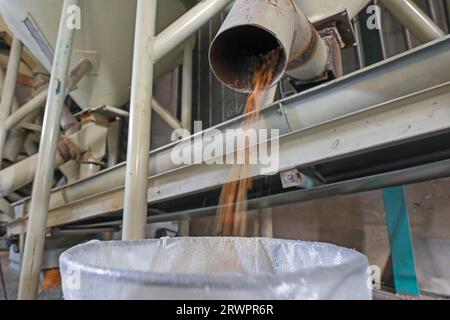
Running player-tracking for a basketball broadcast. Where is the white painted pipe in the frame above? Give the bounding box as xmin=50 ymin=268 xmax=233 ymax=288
xmin=152 ymin=0 xmax=232 ymax=62
xmin=0 ymin=152 xmax=67 ymax=198
xmin=23 ymin=132 xmax=40 ymax=156
xmin=107 ymin=119 xmax=121 ymax=168
xmin=380 ymin=0 xmax=445 ymax=43
xmin=0 ymin=65 xmax=23 ymax=162
xmin=122 ymin=0 xmax=157 ymax=241
xmin=259 ymin=208 xmax=273 ymax=238
xmin=447 ymin=0 xmax=450 ymax=26
xmin=152 ymin=97 xmax=183 ymax=130
xmin=5 ymin=89 xmax=47 ymax=131
xmin=124 ymin=0 xmax=231 ymax=240
xmin=4 ymin=58 xmax=92 ymax=133
xmin=3 ymin=128 xmax=26 ymax=162
xmin=18 ymin=0 xmax=78 ymax=300
xmin=177 ymin=41 xmax=194 ymax=234
xmin=209 ymin=0 xmax=328 ymax=92
xmin=181 ymin=40 xmax=194 ymax=132
xmin=0 ymin=37 xmax=22 ymax=166
xmin=0 ymin=67 xmax=19 ymax=112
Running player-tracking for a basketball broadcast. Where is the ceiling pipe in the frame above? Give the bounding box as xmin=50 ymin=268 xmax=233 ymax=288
xmin=0 ymin=37 xmax=22 ymax=167
xmin=380 ymin=0 xmax=445 ymax=43
xmin=209 ymin=0 xmax=328 ymax=92
xmin=122 ymin=0 xmax=158 ymax=241
xmin=151 ymin=0 xmax=233 ymax=62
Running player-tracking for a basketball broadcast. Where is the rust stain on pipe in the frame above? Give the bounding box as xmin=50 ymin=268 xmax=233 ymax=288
xmin=287 ymin=24 xmax=318 ymax=68
xmin=209 ymin=0 xmax=328 ymax=92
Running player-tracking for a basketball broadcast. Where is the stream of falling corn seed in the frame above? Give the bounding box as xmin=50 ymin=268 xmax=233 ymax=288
xmin=213 ymin=49 xmax=280 ymax=237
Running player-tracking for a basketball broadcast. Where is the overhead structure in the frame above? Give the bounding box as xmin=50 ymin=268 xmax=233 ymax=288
xmin=380 ymin=0 xmax=445 ymax=43
xmin=18 ymin=0 xmax=79 ymax=300
xmin=0 ymin=0 xmax=447 ymax=300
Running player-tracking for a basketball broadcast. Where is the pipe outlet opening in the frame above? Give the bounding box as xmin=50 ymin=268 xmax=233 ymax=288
xmin=209 ymin=25 xmax=287 ymax=93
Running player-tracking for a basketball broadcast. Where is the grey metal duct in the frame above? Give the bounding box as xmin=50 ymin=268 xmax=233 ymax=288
xmin=209 ymin=0 xmax=328 ymax=92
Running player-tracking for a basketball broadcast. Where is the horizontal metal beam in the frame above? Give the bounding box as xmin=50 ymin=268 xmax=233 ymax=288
xmin=6 ymin=36 xmax=450 ymax=235
xmin=139 ymin=158 xmax=450 ymax=224
xmin=7 ymin=81 xmax=450 ymax=235
xmin=10 ymin=155 xmax=450 ymax=233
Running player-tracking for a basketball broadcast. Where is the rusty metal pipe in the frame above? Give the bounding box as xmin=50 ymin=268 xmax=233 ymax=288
xmin=209 ymin=0 xmax=328 ymax=92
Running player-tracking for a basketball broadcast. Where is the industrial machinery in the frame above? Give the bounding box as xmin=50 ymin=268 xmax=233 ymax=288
xmin=0 ymin=0 xmax=449 ymax=300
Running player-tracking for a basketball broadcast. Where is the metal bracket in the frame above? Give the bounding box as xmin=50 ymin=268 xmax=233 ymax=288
xmin=312 ymin=10 xmax=357 ymax=48
xmin=280 ymin=169 xmax=319 ymax=189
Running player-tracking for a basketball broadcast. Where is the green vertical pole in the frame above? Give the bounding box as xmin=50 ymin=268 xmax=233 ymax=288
xmin=383 ymin=186 xmax=420 ymax=296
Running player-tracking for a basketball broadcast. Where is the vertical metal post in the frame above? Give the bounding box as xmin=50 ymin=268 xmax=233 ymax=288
xmin=352 ymin=17 xmax=366 ymax=69
xmin=107 ymin=119 xmax=121 ymax=167
xmin=446 ymin=0 xmax=450 ymax=30
xmin=122 ymin=0 xmax=157 ymax=240
xmin=371 ymin=6 xmax=420 ymax=295
xmin=356 ymin=4 xmax=419 ymax=296
xmin=177 ymin=40 xmax=194 ymax=235
xmin=383 ymin=186 xmax=420 ymax=296
xmin=0 ymin=37 xmax=22 ymax=167
xmin=18 ymin=0 xmax=78 ymax=300
xmin=181 ymin=40 xmax=194 ymax=132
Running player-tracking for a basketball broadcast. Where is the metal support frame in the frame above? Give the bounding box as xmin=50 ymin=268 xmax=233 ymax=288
xmin=8 ymin=80 xmax=450 ymax=233
xmin=380 ymin=0 xmax=445 ymax=43
xmin=4 ymin=58 xmax=91 ymax=133
xmin=151 ymin=0 xmax=232 ymax=62
xmin=0 ymin=60 xmax=91 ymax=198
xmin=122 ymin=0 xmax=157 ymax=240
xmin=383 ymin=186 xmax=420 ymax=296
xmin=360 ymin=2 xmax=420 ymax=295
xmin=14 ymin=156 xmax=450 ymax=234
xmin=6 ymin=36 xmax=450 ymax=236
xmin=181 ymin=40 xmax=194 ymax=132
xmin=123 ymin=0 xmax=232 ymax=240
xmin=0 ymin=37 xmax=22 ymax=167
xmin=18 ymin=0 xmax=78 ymax=300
